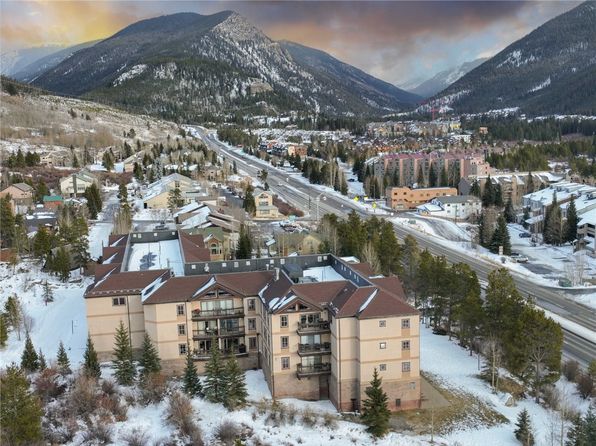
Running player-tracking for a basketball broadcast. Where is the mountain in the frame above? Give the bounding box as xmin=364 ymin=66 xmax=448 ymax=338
xmin=12 ymin=40 xmax=101 ymax=83
xmin=0 ymin=45 xmax=63 ymax=76
xmin=429 ymin=1 xmax=596 ymax=115
xmin=407 ymin=58 xmax=488 ymax=98
xmin=32 ymin=11 xmax=420 ymax=119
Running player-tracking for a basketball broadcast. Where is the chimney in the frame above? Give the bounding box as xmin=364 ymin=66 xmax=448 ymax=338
xmin=274 ymin=267 xmax=280 ymax=281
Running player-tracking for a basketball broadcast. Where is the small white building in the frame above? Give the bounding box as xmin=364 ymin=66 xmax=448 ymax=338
xmin=417 ymin=195 xmax=481 ymax=220
xmin=59 ymin=170 xmax=98 ymax=197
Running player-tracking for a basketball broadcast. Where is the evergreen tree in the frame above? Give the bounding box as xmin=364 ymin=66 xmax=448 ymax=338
xmin=565 ymin=406 xmax=595 ymax=446
xmin=102 ymin=151 xmax=114 ymax=171
xmin=0 ymin=314 xmax=8 ymax=348
xmin=182 ymin=348 xmax=202 ymax=397
xmin=83 ymin=335 xmax=101 ymax=379
xmin=56 ymin=341 xmax=71 ymax=373
xmin=53 ymin=246 xmax=71 ymax=282
xmin=32 ymin=227 xmax=52 ymax=261
xmin=360 ymin=368 xmax=391 ymax=438
xmin=34 ymin=179 xmax=49 ymax=203
xmin=112 ymin=321 xmax=136 ymax=385
xmin=0 ymin=195 xmax=16 ymax=247
xmin=38 ymin=349 xmax=47 ymax=370
xmin=470 ymin=180 xmax=481 ymax=198
xmin=0 ymin=364 xmax=43 ymax=445
xmin=20 ymin=334 xmax=39 ymax=372
xmin=564 ymin=197 xmax=579 ymax=243
xmin=72 ymin=152 xmax=80 ymax=168
xmin=42 ymin=280 xmax=53 ymax=305
xmin=543 ymin=193 xmax=563 ymax=245
xmin=526 ymin=172 xmax=534 ymax=194
xmin=203 ymin=339 xmax=226 ymax=403
xmin=139 ymin=332 xmax=161 ymax=378
xmin=223 ymin=355 xmax=248 ymax=410
xmin=490 ymin=215 xmax=511 ymax=255
xmin=167 ymin=187 xmax=184 ymax=211
xmin=235 ymin=225 xmax=252 ymax=259
xmin=4 ymin=296 xmax=22 ymax=340
xmin=514 ymin=408 xmax=535 ymax=446
xmin=242 ymin=185 xmax=256 ymax=216
xmin=439 ymin=167 xmax=449 ymax=187
xmin=428 ymin=164 xmax=437 ymax=187
xmin=522 ymin=208 xmax=531 ymax=229
xmin=416 ymin=165 xmax=425 ymax=187
xmin=504 ymin=198 xmax=516 ymax=223
xmin=482 ymin=176 xmax=496 ymax=207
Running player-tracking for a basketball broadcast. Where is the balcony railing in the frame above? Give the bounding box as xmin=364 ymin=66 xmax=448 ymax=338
xmin=192 ymin=327 xmax=245 ymax=338
xmin=296 ymin=363 xmax=331 ymax=377
xmin=191 ymin=308 xmax=244 ymax=319
xmin=298 ymin=342 xmax=331 ymax=356
xmin=192 ymin=345 xmax=247 ymax=360
xmin=296 ymin=320 xmax=330 ymax=334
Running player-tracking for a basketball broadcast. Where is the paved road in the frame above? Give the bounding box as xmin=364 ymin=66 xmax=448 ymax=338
xmin=195 ymin=127 xmax=596 ymax=368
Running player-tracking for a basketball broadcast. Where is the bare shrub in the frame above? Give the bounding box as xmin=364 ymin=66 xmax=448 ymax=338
xmin=167 ymin=392 xmax=194 ymax=425
xmin=322 ymin=412 xmax=338 ymax=430
xmin=140 ymin=372 xmax=168 ymax=404
xmin=179 ymin=416 xmax=204 ymax=446
xmin=542 ymin=384 xmax=560 ymax=410
xmin=215 ymin=420 xmax=241 ymax=446
xmin=68 ymin=374 xmax=98 ymax=418
xmin=81 ymin=420 xmax=112 ymax=445
xmin=286 ymin=404 xmax=297 ymax=425
xmin=576 ymin=373 xmax=595 ymax=399
xmin=301 ymin=407 xmax=317 ymax=427
xmin=34 ymin=368 xmax=66 ymax=402
xmin=42 ymin=414 xmax=77 ymax=444
xmin=98 ymin=393 xmax=127 ymax=422
xmin=120 ymin=427 xmax=150 ymax=446
xmin=562 ymin=360 xmax=580 ymax=383
xmin=101 ymin=379 xmax=117 ymax=396
xmin=256 ymin=398 xmax=269 ymax=415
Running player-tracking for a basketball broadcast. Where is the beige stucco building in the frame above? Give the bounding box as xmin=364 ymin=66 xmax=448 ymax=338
xmin=385 ymin=186 xmax=458 ymax=210
xmin=85 ymin=234 xmax=421 ymax=412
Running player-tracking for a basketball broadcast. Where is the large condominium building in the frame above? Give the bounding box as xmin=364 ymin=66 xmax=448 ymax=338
xmin=85 ymin=230 xmax=421 ymax=412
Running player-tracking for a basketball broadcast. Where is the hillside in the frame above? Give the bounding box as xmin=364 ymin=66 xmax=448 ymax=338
xmin=32 ymin=11 xmax=419 ymax=119
xmin=429 ymin=1 xmax=596 ymax=115
xmin=0 ymin=45 xmax=63 ymax=76
xmin=408 ymin=58 xmax=488 ymax=98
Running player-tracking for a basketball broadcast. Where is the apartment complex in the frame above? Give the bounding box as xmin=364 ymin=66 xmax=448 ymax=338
xmin=85 ymin=231 xmax=421 ymax=412
xmin=385 ymin=186 xmax=458 ymax=210
xmin=369 ymin=151 xmax=490 ymax=187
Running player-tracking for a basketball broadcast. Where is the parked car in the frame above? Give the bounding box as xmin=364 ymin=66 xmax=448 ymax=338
xmin=510 ymin=252 xmax=529 ymax=263
xmin=519 ymin=232 xmax=531 ymax=238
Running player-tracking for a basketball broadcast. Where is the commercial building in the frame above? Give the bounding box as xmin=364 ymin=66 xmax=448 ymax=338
xmin=85 ymin=231 xmax=421 ymax=412
xmin=417 ymin=195 xmax=482 ymax=221
xmin=385 ymin=186 xmax=458 ymax=210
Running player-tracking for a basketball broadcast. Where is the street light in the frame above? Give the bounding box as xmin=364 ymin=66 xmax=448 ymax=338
xmin=315 ymin=193 xmax=327 ymax=221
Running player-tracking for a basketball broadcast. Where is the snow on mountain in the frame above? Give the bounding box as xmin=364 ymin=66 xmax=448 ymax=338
xmin=407 ymin=58 xmax=488 ymax=98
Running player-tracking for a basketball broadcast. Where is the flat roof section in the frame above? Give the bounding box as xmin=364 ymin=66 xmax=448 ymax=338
xmin=126 ymin=239 xmax=185 ymax=276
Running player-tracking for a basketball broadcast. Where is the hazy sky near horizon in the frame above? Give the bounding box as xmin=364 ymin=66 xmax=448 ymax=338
xmin=0 ymin=1 xmax=579 ymax=87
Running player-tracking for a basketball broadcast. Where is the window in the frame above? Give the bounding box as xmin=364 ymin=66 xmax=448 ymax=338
xmin=179 ymin=344 xmax=187 ymax=355
xmin=178 ymin=324 xmax=186 ymax=336
xmin=409 ymin=382 xmax=416 ymax=390
xmin=280 ymin=315 xmax=288 ymax=328
xmin=176 ymin=304 xmax=185 ymax=316
xmin=402 ymin=362 xmax=411 ymax=373
xmin=379 ymin=342 xmax=387 ymax=350
xmin=402 ymin=340 xmax=410 ymax=350
xmin=396 ymin=398 xmax=401 ymax=407
xmin=112 ymin=297 xmax=125 ymax=306
xmin=249 ymin=337 xmax=257 ymax=350
xmin=248 ymin=318 xmax=256 ymax=331
xmin=248 ymin=299 xmax=256 ymax=311
xmin=281 ymin=357 xmax=290 ymax=370
xmin=379 ymin=364 xmax=387 ymax=371
xmin=281 ymin=336 xmax=289 ymax=349
xmin=379 ymin=320 xmax=386 ymax=327
xmin=401 ymin=318 xmax=410 ymax=329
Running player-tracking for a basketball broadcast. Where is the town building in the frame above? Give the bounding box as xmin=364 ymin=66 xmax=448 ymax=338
xmin=59 ymin=170 xmax=98 ymax=197
xmin=254 ymin=190 xmax=281 ymax=220
xmin=385 ymin=186 xmax=458 ymax=210
xmin=84 ymin=231 xmax=421 ymax=412
xmin=143 ymin=173 xmax=203 ymax=209
xmin=42 ymin=195 xmax=64 ymax=209
xmin=0 ymin=182 xmax=34 ymax=213
xmin=417 ymin=195 xmax=482 ymax=221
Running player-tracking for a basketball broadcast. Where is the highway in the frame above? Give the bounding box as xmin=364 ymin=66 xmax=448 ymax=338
xmin=193 ymin=126 xmax=596 ymax=368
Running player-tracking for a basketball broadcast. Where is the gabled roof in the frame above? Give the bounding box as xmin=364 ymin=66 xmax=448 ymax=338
xmin=85 ymin=269 xmax=170 ymax=298
xmin=11 ymin=183 xmax=34 ymax=193
xmin=143 ymin=275 xmax=213 ymax=304
xmin=179 ymin=231 xmax=211 ymax=263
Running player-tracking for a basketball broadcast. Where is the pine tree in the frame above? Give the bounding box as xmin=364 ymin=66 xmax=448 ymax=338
xmin=514 ymin=408 xmax=535 ymax=446
xmin=53 ymin=246 xmax=71 ymax=282
xmin=416 ymin=165 xmax=425 ymax=187
xmin=112 ymin=321 xmax=136 ymax=385
xmin=482 ymin=176 xmax=496 ymax=207
xmin=504 ymin=198 xmax=516 ymax=223
xmin=242 ymin=185 xmax=256 ymax=216
xmin=167 ymin=187 xmax=184 ymax=211
xmin=0 ymin=314 xmax=8 ymax=348
xmin=38 ymin=349 xmax=47 ymax=370
xmin=203 ymin=339 xmax=226 ymax=403
xmin=543 ymin=193 xmax=562 ymax=245
xmin=182 ymin=348 xmax=202 ymax=397
xmin=42 ymin=280 xmax=53 ymax=305
xmin=526 ymin=172 xmax=534 ymax=194
xmin=20 ymin=333 xmax=39 ymax=372
xmin=83 ymin=335 xmax=101 ymax=379
xmin=57 ymin=341 xmax=71 ymax=373
xmin=235 ymin=225 xmax=252 ymax=259
xmin=490 ymin=215 xmax=511 ymax=255
xmin=360 ymin=368 xmax=391 ymax=438
xmin=4 ymin=295 xmax=22 ymax=340
xmin=564 ymin=197 xmax=579 ymax=243
xmin=428 ymin=164 xmax=437 ymax=187
xmin=223 ymin=355 xmax=248 ymax=410
xmin=0 ymin=364 xmax=43 ymax=444
xmin=33 ymin=227 xmax=52 ymax=261
xmin=139 ymin=332 xmax=161 ymax=378
xmin=102 ymin=151 xmax=114 ymax=171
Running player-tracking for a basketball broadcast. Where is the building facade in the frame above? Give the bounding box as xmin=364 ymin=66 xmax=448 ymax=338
xmin=385 ymin=186 xmax=458 ymax=210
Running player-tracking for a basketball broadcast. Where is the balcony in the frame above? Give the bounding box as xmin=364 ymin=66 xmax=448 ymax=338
xmin=191 ymin=308 xmax=244 ymax=320
xmin=192 ymin=327 xmax=245 ymax=338
xmin=296 ymin=320 xmax=330 ymax=335
xmin=296 ymin=363 xmax=331 ymax=377
xmin=192 ymin=345 xmax=248 ymax=360
xmin=298 ymin=342 xmax=331 ymax=356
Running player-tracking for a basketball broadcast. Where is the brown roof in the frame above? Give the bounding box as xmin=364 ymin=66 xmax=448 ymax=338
xmin=94 ymin=264 xmax=120 ymax=281
xmin=346 ymin=262 xmax=376 ymax=277
xmin=101 ymin=246 xmax=125 ymax=265
xmin=179 ymin=232 xmax=211 ymax=263
xmin=108 ymin=234 xmax=129 ymax=247
xmin=143 ymin=276 xmax=212 ymax=304
xmin=358 ymin=289 xmax=419 ymax=319
xmin=215 ymin=271 xmax=274 ymax=297
xmin=369 ymin=276 xmax=407 ymax=301
xmin=85 ymin=269 xmax=170 ymax=298
xmin=290 ymin=281 xmax=350 ymax=308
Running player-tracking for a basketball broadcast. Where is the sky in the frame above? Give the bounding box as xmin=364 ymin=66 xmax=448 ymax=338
xmin=0 ymin=1 xmax=580 ymax=88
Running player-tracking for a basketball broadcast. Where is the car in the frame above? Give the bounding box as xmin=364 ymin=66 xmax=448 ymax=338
xmin=510 ymin=252 xmax=529 ymax=263
xmin=347 ymin=178 xmax=356 ymax=182
xmin=519 ymin=232 xmax=531 ymax=238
